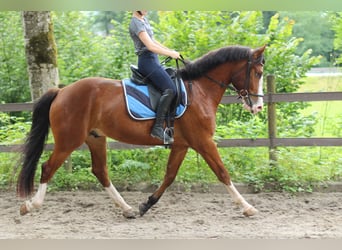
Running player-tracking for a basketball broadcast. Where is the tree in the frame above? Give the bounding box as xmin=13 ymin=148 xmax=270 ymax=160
xmin=331 ymin=12 xmax=342 ymax=65
xmin=88 ymin=11 xmax=159 ymax=36
xmin=0 ymin=12 xmax=30 ymax=103
xmin=88 ymin=11 xmax=127 ymax=36
xmin=53 ymin=11 xmax=135 ymax=83
xmin=22 ymin=11 xmax=59 ymax=101
xmin=279 ymin=11 xmax=335 ymax=67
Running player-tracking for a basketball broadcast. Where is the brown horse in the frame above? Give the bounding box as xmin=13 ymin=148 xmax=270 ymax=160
xmin=17 ymin=45 xmax=266 ymax=219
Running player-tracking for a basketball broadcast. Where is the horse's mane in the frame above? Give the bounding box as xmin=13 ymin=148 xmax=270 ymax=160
xmin=179 ymin=45 xmax=252 ymax=81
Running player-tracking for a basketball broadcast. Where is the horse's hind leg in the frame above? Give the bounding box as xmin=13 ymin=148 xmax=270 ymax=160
xmin=20 ymin=149 xmax=72 ymax=215
xmin=85 ymin=135 xmax=135 ymax=219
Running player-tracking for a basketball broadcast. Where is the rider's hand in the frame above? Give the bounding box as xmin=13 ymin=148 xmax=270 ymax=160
xmin=169 ymin=50 xmax=180 ymax=59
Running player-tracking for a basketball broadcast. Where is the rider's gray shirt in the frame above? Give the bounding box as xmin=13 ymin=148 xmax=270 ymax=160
xmin=129 ymin=16 xmax=154 ymax=56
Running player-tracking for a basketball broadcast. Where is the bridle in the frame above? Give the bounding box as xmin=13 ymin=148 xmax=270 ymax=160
xmin=204 ymin=53 xmax=264 ymax=108
xmin=167 ymin=53 xmax=264 ymax=109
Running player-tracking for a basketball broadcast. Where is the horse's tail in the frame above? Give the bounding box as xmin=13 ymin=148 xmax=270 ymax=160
xmin=17 ymin=88 xmax=60 ymax=198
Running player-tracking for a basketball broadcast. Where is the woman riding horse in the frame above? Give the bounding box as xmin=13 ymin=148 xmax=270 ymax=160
xmin=129 ymin=10 xmax=180 ymax=144
xmin=17 ymin=44 xmax=266 ymax=219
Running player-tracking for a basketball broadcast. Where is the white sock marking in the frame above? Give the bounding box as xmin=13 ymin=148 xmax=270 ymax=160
xmin=225 ymin=182 xmax=253 ymax=211
xmin=105 ymin=182 xmax=132 ymax=212
xmin=25 ymin=183 xmax=47 ymax=212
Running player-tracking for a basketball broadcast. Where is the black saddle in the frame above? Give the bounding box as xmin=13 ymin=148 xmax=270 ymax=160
xmin=130 ymin=65 xmax=152 ymax=85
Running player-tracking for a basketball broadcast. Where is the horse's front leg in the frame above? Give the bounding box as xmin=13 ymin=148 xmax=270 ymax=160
xmin=139 ymin=146 xmax=188 ymax=216
xmin=196 ymin=140 xmax=258 ymax=217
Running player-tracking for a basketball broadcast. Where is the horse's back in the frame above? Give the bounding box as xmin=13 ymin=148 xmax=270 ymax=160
xmin=54 ymin=77 xmax=121 ymax=104
xmin=49 ymin=77 xmax=123 ymax=136
xmin=61 ymin=77 xmax=121 ymax=94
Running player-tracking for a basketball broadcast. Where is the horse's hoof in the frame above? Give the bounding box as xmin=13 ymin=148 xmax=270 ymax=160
xmin=139 ymin=202 xmax=148 ymax=217
xmin=123 ymin=210 xmax=136 ymax=219
xmin=20 ymin=203 xmax=29 ymax=216
xmin=243 ymin=206 xmax=258 ymax=217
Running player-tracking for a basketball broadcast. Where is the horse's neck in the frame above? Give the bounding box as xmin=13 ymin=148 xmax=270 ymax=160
xmin=197 ymin=68 xmax=231 ymax=102
xmin=190 ymin=78 xmax=226 ymax=108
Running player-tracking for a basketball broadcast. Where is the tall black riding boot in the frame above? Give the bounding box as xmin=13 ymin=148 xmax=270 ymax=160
xmin=151 ymin=89 xmax=174 ymax=144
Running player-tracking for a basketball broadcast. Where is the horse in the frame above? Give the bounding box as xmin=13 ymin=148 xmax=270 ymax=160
xmin=17 ymin=45 xmax=266 ymax=219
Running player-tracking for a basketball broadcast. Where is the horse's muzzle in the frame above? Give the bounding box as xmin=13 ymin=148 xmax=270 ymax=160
xmin=242 ymin=100 xmax=263 ymax=114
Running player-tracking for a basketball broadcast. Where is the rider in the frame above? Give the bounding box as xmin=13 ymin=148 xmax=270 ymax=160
xmin=129 ymin=10 xmax=180 ymax=144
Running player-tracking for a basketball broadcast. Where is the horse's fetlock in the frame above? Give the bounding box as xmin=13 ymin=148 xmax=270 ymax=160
xmin=32 ymin=199 xmax=43 ymax=209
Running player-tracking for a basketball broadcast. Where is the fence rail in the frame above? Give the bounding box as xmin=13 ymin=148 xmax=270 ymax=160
xmin=2 ymin=92 xmax=342 ymax=112
xmin=1 ymin=75 xmax=342 ymax=153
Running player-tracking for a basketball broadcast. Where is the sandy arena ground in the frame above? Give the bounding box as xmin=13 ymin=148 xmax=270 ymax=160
xmin=1 ymin=188 xmax=342 ymax=239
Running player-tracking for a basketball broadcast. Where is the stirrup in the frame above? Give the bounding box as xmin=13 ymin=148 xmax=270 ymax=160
xmin=163 ymin=127 xmax=174 ymax=145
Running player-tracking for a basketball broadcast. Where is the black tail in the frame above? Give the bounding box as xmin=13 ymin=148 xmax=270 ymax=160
xmin=17 ymin=88 xmax=59 ymax=198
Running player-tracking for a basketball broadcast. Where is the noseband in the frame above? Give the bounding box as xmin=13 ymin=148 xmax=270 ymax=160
xmin=204 ymin=53 xmax=264 ymax=108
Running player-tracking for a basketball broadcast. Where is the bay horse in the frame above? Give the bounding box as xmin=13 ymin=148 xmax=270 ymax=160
xmin=17 ymin=45 xmax=266 ymax=219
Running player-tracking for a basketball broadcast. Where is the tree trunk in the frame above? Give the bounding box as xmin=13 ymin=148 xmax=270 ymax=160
xmin=21 ymin=11 xmax=72 ymax=172
xmin=22 ymin=11 xmax=59 ymax=101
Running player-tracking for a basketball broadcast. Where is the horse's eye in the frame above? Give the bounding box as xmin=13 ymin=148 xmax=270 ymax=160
xmin=255 ymin=72 xmax=263 ymax=78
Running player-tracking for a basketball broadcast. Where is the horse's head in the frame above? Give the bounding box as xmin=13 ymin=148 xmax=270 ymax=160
xmin=231 ymin=45 xmax=266 ymax=114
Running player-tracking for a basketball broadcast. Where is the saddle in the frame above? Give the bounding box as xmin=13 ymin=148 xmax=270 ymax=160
xmin=129 ymin=64 xmax=184 ymax=117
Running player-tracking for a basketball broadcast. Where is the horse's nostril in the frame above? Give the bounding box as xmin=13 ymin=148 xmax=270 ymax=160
xmin=257 ymin=106 xmax=263 ymax=110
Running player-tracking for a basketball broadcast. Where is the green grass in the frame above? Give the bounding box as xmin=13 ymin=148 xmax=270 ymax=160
xmin=299 ymin=76 xmax=342 ymax=137
xmin=299 ymin=75 xmax=342 ymax=92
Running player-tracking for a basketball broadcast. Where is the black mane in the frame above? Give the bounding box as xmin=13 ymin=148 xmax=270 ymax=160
xmin=179 ymin=45 xmax=252 ymax=81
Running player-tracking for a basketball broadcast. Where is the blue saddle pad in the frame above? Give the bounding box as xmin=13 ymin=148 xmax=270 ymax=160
xmin=122 ymin=78 xmax=188 ymax=120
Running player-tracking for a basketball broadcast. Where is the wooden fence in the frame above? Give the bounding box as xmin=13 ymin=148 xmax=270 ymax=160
xmin=1 ymin=75 xmax=342 ymax=154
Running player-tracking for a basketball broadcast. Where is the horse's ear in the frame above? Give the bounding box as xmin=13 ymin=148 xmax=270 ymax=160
xmin=252 ymin=45 xmax=266 ymax=59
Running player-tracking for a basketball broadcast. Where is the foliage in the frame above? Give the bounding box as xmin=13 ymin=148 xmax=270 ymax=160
xmin=0 ymin=112 xmax=30 ymax=188
xmin=0 ymin=152 xmax=20 ymax=187
xmin=263 ymin=14 xmax=321 ymax=138
xmin=215 ymin=116 xmax=267 ymax=139
xmin=277 ymin=112 xmax=317 ymax=137
xmin=156 ymin=11 xmax=264 ymax=64
xmin=330 ymin=12 xmax=342 ymax=65
xmin=108 ymin=148 xmax=168 ymax=186
xmin=0 ymin=11 xmax=341 ymax=193
xmin=49 ymin=167 xmax=101 ymax=191
xmin=265 ymin=147 xmax=342 ymax=192
xmin=0 ymin=12 xmax=30 ymax=103
xmin=156 ymin=11 xmax=321 ymax=138
xmin=0 ymin=113 xmax=31 ymax=144
xmin=53 ymin=11 xmax=135 ymax=84
xmin=280 ymin=11 xmax=335 ymax=67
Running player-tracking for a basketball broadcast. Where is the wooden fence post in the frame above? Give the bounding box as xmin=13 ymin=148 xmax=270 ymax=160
xmin=267 ymin=75 xmax=278 ymax=166
xmin=64 ymin=157 xmax=73 ymax=173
